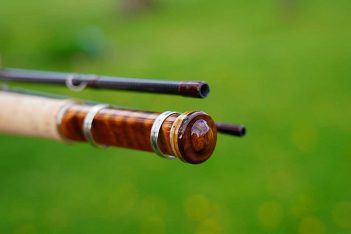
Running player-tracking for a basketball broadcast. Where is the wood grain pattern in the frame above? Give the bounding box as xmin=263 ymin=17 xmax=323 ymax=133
xmin=59 ymin=104 xmax=217 ymax=164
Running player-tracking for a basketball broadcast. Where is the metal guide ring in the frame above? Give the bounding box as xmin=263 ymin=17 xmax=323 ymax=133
xmin=83 ymin=104 xmax=110 ymax=147
xmin=56 ymin=100 xmax=80 ymax=142
xmin=66 ymin=73 xmax=88 ymax=92
xmin=150 ymin=111 xmax=179 ymax=159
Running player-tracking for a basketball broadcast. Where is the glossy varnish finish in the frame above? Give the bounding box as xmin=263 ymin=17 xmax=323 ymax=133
xmin=172 ymin=111 xmax=217 ymax=164
xmin=59 ymin=104 xmax=217 ymax=164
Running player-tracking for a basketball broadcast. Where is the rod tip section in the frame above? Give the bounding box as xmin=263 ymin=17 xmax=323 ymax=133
xmin=216 ymin=122 xmax=246 ymax=137
xmin=178 ymin=82 xmax=210 ymax=98
xmin=171 ymin=112 xmax=217 ymax=164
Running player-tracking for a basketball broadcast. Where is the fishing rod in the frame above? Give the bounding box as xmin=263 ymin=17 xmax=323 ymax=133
xmin=0 ymin=68 xmax=210 ymax=98
xmin=0 ymin=68 xmax=246 ymax=164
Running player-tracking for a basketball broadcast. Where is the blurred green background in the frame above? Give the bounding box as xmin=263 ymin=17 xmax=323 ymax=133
xmin=0 ymin=0 xmax=350 ymax=233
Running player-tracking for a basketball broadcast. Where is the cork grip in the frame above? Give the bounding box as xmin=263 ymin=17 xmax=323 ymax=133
xmin=0 ymin=91 xmax=68 ymax=140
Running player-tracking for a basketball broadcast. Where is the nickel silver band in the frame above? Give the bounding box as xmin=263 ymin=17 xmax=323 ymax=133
xmin=150 ymin=111 xmax=179 ymax=159
xmin=169 ymin=112 xmax=189 ymax=162
xmin=83 ymin=104 xmax=110 ymax=147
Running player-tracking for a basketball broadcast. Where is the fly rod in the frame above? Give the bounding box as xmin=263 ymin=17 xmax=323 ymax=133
xmin=0 ymin=67 xmax=246 ymax=164
xmin=0 ymin=67 xmax=246 ymax=137
xmin=0 ymin=68 xmax=209 ymax=98
xmin=0 ymin=89 xmax=217 ymax=164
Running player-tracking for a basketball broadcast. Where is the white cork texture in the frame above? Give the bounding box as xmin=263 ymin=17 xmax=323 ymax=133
xmin=0 ymin=91 xmax=69 ymax=141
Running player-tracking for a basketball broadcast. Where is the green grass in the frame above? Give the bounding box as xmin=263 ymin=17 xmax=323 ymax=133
xmin=0 ymin=0 xmax=350 ymax=233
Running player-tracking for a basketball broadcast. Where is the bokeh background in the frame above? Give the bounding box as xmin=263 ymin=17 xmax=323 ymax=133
xmin=0 ymin=0 xmax=350 ymax=233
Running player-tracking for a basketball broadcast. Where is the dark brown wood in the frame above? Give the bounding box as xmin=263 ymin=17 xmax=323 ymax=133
xmin=178 ymin=81 xmax=209 ymax=98
xmin=59 ymin=104 xmax=217 ymax=164
xmin=171 ymin=112 xmax=217 ymax=164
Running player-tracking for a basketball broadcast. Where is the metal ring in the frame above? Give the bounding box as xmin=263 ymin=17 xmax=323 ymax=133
xmin=169 ymin=112 xmax=190 ymax=162
xmin=83 ymin=104 xmax=110 ymax=147
xmin=66 ymin=73 xmax=87 ymax=92
xmin=150 ymin=111 xmax=179 ymax=159
xmin=56 ymin=101 xmax=79 ymax=142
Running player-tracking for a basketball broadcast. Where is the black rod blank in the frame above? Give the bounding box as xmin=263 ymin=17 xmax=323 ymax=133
xmin=216 ymin=122 xmax=246 ymax=137
xmin=0 ymin=68 xmax=210 ymax=98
